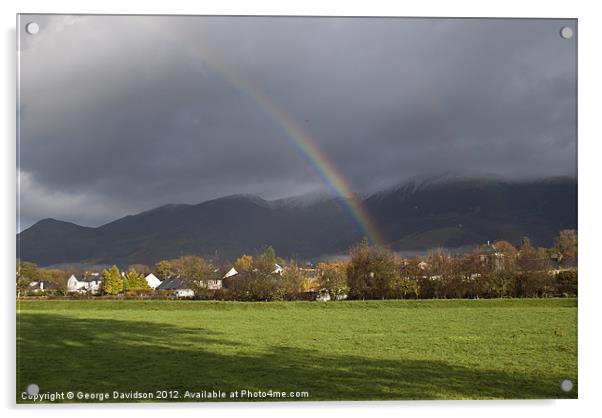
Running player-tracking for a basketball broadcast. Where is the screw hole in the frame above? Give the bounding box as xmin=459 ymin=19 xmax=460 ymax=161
xmin=26 ymin=383 xmax=39 ymax=396
xmin=560 ymin=26 xmax=573 ymax=40
xmin=25 ymin=22 xmax=40 ymax=35
xmin=560 ymin=379 xmax=573 ymax=392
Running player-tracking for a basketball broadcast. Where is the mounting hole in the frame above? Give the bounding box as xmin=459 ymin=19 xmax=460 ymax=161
xmin=559 ymin=26 xmax=573 ymax=40
xmin=25 ymin=22 xmax=40 ymax=35
xmin=560 ymin=379 xmax=573 ymax=392
xmin=26 ymin=383 xmax=39 ymax=396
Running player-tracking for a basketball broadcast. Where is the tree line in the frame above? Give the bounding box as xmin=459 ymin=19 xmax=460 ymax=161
xmin=337 ymin=232 xmax=577 ymax=300
xmin=16 ymin=230 xmax=577 ymax=300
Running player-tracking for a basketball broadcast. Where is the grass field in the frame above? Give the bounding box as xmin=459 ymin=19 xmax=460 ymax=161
xmin=16 ymin=298 xmax=577 ymax=402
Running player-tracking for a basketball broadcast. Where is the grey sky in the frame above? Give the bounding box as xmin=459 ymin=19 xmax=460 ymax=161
xmin=17 ymin=16 xmax=577 ymax=230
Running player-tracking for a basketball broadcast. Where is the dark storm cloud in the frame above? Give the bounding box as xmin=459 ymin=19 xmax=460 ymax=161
xmin=17 ymin=16 xmax=577 ymax=229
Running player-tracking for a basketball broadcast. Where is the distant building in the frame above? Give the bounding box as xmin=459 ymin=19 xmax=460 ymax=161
xmin=28 ymin=280 xmax=57 ymax=293
xmin=203 ymin=278 xmax=222 ymax=290
xmin=144 ymin=273 xmax=162 ymax=289
xmin=156 ymin=277 xmax=195 ymax=298
xmin=67 ymin=273 xmax=102 ymax=294
xmin=550 ymin=252 xmax=578 ymax=270
xmin=479 ymin=241 xmax=504 ymax=270
xmin=225 ymin=263 xmax=283 ymax=277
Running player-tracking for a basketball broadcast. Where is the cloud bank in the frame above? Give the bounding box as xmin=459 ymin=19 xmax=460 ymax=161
xmin=18 ymin=16 xmax=577 ymax=229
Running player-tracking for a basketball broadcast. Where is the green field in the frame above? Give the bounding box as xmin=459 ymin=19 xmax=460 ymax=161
xmin=17 ymin=299 xmax=577 ymax=402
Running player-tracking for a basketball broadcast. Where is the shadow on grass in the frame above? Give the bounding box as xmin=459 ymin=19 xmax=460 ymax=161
xmin=17 ymin=313 xmax=576 ymax=402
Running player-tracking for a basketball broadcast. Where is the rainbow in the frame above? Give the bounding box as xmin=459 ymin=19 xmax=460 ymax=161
xmin=161 ymin=27 xmax=386 ymax=246
xmin=243 ymin=89 xmax=386 ymax=246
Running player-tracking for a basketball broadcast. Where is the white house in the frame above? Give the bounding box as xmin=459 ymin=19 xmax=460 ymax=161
xmin=156 ymin=277 xmax=195 ymax=298
xmin=272 ymin=264 xmax=284 ymax=275
xmin=204 ymin=278 xmax=222 ymax=290
xmin=144 ymin=273 xmax=162 ymax=289
xmin=67 ymin=274 xmax=83 ymax=292
xmin=67 ymin=273 xmax=102 ymax=294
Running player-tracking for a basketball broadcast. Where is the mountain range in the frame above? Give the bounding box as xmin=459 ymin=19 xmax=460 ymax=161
xmin=17 ymin=176 xmax=577 ymax=267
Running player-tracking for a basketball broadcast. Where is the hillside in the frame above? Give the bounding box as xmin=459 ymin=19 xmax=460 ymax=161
xmin=17 ymin=176 xmax=577 ymax=266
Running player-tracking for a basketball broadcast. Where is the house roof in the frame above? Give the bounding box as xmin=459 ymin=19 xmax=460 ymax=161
xmin=29 ymin=280 xmax=58 ymax=290
xmin=223 ymin=267 xmax=238 ymax=278
xmin=81 ymin=274 xmax=102 ymax=282
xmin=156 ymin=277 xmax=193 ymax=290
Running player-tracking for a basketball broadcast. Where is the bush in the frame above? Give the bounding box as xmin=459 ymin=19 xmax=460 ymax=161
xmin=555 ymin=270 xmax=578 ymax=297
xmin=389 ymin=276 xmax=420 ymax=299
xmin=193 ymin=287 xmax=215 ymax=300
xmin=274 ymin=269 xmax=305 ymax=301
xmin=248 ymin=274 xmax=279 ymax=301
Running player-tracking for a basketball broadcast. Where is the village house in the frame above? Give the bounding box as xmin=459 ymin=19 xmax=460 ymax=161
xmin=156 ymin=277 xmax=195 ymax=298
xmin=479 ymin=241 xmax=505 ymax=270
xmin=67 ymin=273 xmax=103 ymax=294
xmin=223 ymin=263 xmax=284 ymax=279
xmin=203 ymin=277 xmax=223 ymax=290
xmin=28 ymin=280 xmax=58 ymax=293
xmin=144 ymin=273 xmax=162 ymax=289
xmin=550 ymin=252 xmax=578 ymax=270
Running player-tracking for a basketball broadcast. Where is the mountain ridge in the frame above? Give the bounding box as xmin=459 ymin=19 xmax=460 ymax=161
xmin=18 ymin=176 xmax=577 ymax=266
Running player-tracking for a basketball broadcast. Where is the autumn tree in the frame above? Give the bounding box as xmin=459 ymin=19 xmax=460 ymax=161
xmin=255 ymin=246 xmax=278 ymax=274
xmin=154 ymin=260 xmax=173 ymax=280
xmin=397 ymin=259 xmax=426 ymax=298
xmin=317 ymin=262 xmax=349 ymax=300
xmin=300 ymin=276 xmax=320 ymax=293
xmin=489 ymin=241 xmax=518 ymax=297
xmin=124 ymin=269 xmax=149 ymax=291
xmin=128 ymin=264 xmax=151 ymax=275
xmin=554 ymin=229 xmax=578 ymax=261
xmin=223 ymin=271 xmax=253 ymax=299
xmin=38 ymin=268 xmax=67 ymax=285
xmin=494 ymin=241 xmax=518 ymax=261
xmin=457 ymin=250 xmax=492 ymax=298
xmin=247 ymin=273 xmax=279 ymax=301
xmin=555 ymin=270 xmax=578 ymax=296
xmin=425 ymin=249 xmax=460 ymax=298
xmin=234 ymin=254 xmax=253 ymax=272
xmin=122 ymin=273 xmax=130 ymax=291
xmin=16 ymin=276 xmax=31 ymax=296
xmin=275 ymin=268 xmax=305 ymax=300
xmin=101 ymin=265 xmax=124 ymax=295
xmin=17 ymin=260 xmax=39 ymax=282
xmin=520 ymin=236 xmax=531 ymax=248
xmin=389 ymin=275 xmax=421 ymax=299
xmin=171 ymin=255 xmax=214 ymax=281
xmin=517 ymin=240 xmax=552 ymax=297
xmin=347 ymin=239 xmax=400 ymax=299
